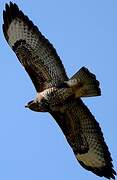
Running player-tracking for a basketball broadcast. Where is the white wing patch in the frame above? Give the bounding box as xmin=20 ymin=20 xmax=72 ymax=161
xmin=77 ymin=149 xmax=106 ymax=168
xmin=7 ymin=18 xmax=66 ymax=83
xmin=7 ymin=18 xmax=38 ymax=48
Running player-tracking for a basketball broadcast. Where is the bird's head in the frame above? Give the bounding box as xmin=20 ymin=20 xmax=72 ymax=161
xmin=25 ymin=100 xmax=48 ymax=112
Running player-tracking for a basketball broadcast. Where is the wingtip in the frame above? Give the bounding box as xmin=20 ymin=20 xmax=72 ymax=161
xmin=78 ymin=160 xmax=116 ymax=179
xmin=102 ymin=166 xmax=116 ymax=180
xmin=3 ymin=9 xmax=6 ymax=21
xmin=5 ymin=1 xmax=18 ymax=8
xmin=9 ymin=1 xmax=14 ymax=6
xmin=3 ymin=1 xmax=20 ymax=42
xmin=5 ymin=3 xmax=9 ymax=10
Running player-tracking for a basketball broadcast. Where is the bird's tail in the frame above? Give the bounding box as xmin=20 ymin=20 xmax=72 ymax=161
xmin=65 ymin=67 xmax=101 ymax=98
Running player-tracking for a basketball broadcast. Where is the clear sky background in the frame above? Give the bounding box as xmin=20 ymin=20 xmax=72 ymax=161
xmin=0 ymin=0 xmax=117 ymax=180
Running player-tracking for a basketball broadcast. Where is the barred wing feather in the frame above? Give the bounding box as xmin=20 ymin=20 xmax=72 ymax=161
xmin=3 ymin=2 xmax=68 ymax=92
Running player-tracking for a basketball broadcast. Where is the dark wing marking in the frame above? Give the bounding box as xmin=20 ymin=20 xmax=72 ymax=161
xmin=75 ymin=99 xmax=116 ymax=179
xmin=50 ymin=100 xmax=89 ymax=155
xmin=3 ymin=2 xmax=68 ymax=92
xmin=50 ymin=98 xmax=116 ymax=179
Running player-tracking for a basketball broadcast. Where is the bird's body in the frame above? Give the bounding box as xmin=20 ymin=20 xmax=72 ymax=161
xmin=3 ymin=2 xmax=116 ymax=179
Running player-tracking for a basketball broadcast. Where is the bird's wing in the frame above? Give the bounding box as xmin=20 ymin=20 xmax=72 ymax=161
xmin=3 ymin=2 xmax=68 ymax=92
xmin=50 ymin=98 xmax=116 ymax=179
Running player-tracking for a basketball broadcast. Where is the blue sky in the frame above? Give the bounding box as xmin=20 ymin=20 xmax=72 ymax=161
xmin=0 ymin=0 xmax=117 ymax=180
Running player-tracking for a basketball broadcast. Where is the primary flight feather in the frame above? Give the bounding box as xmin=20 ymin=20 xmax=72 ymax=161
xmin=3 ymin=2 xmax=116 ymax=179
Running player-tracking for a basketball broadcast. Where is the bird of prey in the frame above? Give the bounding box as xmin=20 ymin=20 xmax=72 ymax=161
xmin=3 ymin=2 xmax=116 ymax=179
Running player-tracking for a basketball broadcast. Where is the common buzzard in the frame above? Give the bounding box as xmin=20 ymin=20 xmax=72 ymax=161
xmin=3 ymin=2 xmax=116 ymax=179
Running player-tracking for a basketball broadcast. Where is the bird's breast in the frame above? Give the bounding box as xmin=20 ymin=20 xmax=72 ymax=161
xmin=36 ymin=87 xmax=73 ymax=107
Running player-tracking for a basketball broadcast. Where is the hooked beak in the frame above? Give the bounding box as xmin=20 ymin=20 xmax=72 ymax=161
xmin=25 ymin=100 xmax=34 ymax=108
xmin=25 ymin=104 xmax=28 ymax=108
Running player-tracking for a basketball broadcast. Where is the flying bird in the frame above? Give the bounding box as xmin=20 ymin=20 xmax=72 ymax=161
xmin=3 ymin=2 xmax=116 ymax=179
